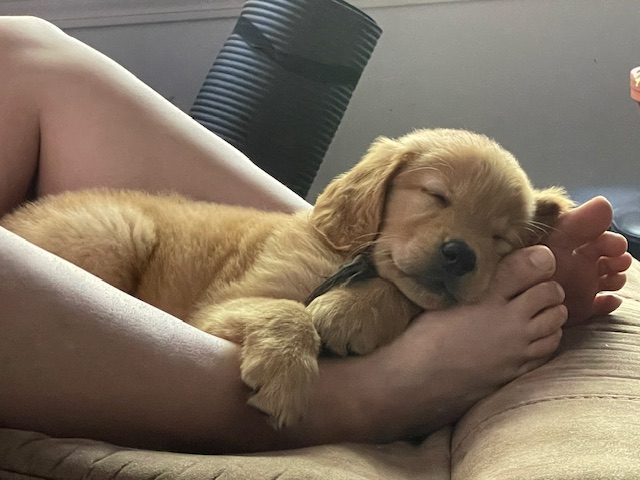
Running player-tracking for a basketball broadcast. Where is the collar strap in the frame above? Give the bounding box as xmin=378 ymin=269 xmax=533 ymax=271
xmin=304 ymin=252 xmax=378 ymax=306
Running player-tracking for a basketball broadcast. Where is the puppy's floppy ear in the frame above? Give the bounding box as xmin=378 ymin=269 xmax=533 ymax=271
xmin=528 ymin=186 xmax=575 ymax=243
xmin=311 ymin=136 xmax=407 ymax=252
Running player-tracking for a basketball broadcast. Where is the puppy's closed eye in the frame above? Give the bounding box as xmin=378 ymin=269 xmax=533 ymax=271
xmin=428 ymin=192 xmax=450 ymax=208
xmin=419 ymin=185 xmax=450 ymax=208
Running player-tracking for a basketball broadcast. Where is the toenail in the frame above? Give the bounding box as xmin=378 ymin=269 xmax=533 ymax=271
xmin=553 ymin=282 xmax=566 ymax=301
xmin=529 ymin=248 xmax=554 ymax=271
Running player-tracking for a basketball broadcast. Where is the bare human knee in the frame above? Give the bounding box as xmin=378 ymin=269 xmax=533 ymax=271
xmin=0 ymin=16 xmax=95 ymax=93
xmin=0 ymin=17 xmax=73 ymax=214
xmin=0 ymin=16 xmax=66 ymax=58
xmin=0 ymin=15 xmax=114 ymax=210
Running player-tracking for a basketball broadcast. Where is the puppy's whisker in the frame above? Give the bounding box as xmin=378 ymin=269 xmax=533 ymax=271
xmin=430 ymin=159 xmax=455 ymax=175
xmin=353 ymin=232 xmax=382 ymax=240
xmin=350 ymin=234 xmax=384 ymax=249
xmin=524 ymin=221 xmax=548 ymax=232
xmin=365 ymin=234 xmax=407 ymax=246
xmin=402 ymin=165 xmax=441 ymax=175
xmin=525 ymin=220 xmax=561 ymax=236
xmin=512 ymin=231 xmax=525 ymax=248
xmin=521 ymin=226 xmax=539 ymax=237
xmin=527 ymin=219 xmax=554 ymax=229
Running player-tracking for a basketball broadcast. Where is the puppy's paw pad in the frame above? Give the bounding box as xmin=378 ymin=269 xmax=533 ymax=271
xmin=241 ymin=353 xmax=319 ymax=429
xmin=246 ymin=388 xmax=305 ymax=429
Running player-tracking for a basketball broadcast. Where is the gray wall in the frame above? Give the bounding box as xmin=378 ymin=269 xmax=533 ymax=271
xmin=310 ymin=0 xmax=640 ymax=200
xmin=34 ymin=0 xmax=640 ymax=200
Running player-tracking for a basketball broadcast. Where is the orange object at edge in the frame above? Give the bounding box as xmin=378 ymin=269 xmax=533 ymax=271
xmin=631 ymin=67 xmax=640 ymax=102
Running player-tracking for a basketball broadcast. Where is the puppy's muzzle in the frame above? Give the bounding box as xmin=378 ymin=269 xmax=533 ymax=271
xmin=440 ymin=240 xmax=476 ymax=277
xmin=414 ymin=240 xmax=477 ymax=300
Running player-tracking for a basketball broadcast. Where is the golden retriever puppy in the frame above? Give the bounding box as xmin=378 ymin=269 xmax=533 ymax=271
xmin=1 ymin=129 xmax=573 ymax=428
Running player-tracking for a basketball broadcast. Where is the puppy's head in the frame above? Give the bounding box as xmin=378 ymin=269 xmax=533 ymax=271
xmin=312 ymin=128 xmax=573 ymax=309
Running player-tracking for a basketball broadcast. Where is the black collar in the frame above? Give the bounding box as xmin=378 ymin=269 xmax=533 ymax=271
xmin=304 ymin=252 xmax=378 ymax=306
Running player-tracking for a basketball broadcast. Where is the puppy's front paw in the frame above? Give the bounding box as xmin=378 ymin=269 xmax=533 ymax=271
xmin=308 ymin=278 xmax=418 ymax=356
xmin=308 ymin=288 xmax=377 ymax=356
xmin=192 ymin=297 xmax=321 ymax=428
xmin=241 ymin=343 xmax=319 ymax=429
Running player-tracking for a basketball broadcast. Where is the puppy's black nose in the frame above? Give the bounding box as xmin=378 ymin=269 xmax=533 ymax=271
xmin=440 ymin=240 xmax=476 ymax=276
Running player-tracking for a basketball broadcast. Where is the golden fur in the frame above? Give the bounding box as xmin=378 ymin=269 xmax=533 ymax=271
xmin=1 ymin=129 xmax=573 ymax=428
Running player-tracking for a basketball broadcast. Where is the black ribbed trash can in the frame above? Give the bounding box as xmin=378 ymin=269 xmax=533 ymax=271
xmin=190 ymin=0 xmax=382 ymax=198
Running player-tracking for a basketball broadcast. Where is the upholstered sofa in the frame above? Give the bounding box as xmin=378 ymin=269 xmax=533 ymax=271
xmin=1 ymin=260 xmax=639 ymax=479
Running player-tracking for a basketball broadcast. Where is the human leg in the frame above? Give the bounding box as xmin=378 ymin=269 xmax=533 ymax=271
xmin=0 ymin=18 xmax=42 ymax=213
xmin=0 ymin=15 xmax=312 ymax=453
xmin=0 ymin=16 xmax=308 ymax=215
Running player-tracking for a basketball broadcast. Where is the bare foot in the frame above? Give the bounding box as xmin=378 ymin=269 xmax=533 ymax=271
xmin=355 ymin=198 xmax=632 ymax=441
xmin=543 ymin=196 xmax=633 ymax=325
xmin=367 ymin=244 xmax=566 ymax=439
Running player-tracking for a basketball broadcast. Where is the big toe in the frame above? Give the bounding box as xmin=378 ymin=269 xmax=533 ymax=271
xmin=493 ymin=245 xmax=557 ymax=300
xmin=547 ymin=196 xmax=613 ymax=249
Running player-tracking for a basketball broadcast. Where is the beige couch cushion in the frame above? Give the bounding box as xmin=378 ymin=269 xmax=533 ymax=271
xmin=0 ymin=427 xmax=451 ymax=480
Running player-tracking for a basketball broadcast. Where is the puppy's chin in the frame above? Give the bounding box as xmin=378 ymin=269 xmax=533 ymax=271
xmin=380 ymin=265 xmax=493 ymax=310
xmin=394 ymin=277 xmax=492 ymax=310
xmin=394 ymin=277 xmax=455 ymax=310
xmin=373 ymin=247 xmax=493 ymax=310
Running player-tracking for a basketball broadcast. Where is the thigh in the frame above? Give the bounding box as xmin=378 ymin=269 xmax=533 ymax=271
xmin=0 ymin=16 xmax=308 ymax=215
xmin=0 ymin=17 xmax=44 ymax=214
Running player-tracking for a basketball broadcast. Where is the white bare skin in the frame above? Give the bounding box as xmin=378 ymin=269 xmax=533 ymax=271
xmin=0 ymin=17 xmax=632 ymax=453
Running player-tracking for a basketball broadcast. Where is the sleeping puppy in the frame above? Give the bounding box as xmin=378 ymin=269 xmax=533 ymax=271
xmin=1 ymin=129 xmax=573 ymax=428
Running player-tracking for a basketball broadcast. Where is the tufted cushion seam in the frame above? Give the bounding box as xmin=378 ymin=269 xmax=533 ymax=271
xmin=451 ymin=393 xmax=640 ymax=455
xmin=0 ymin=467 xmax=55 ymax=479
